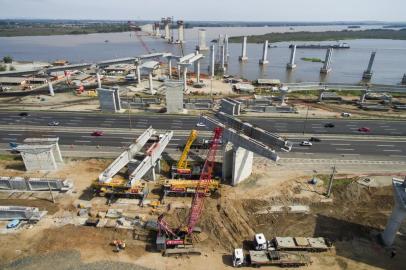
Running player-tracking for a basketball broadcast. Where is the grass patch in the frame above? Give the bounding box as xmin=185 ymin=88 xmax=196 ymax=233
xmin=317 ymin=174 xmax=356 ymax=188
xmin=0 ymin=154 xmax=21 ymax=161
xmin=301 ymin=57 xmax=323 ymax=63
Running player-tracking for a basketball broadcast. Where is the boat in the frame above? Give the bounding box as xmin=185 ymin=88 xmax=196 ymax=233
xmin=289 ymin=42 xmax=350 ymax=49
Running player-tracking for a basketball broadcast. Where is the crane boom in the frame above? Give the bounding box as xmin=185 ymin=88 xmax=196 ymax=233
xmin=176 ymin=130 xmax=198 ymax=173
xmin=186 ymin=127 xmax=223 ymax=234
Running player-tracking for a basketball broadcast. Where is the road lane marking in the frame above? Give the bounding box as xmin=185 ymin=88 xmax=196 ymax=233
xmin=377 ymin=145 xmax=395 ymax=147
xmin=1 ymin=138 xmax=17 ymax=141
xmin=331 ymin=143 xmax=351 ymax=146
xmin=336 ymin=148 xmax=354 ymax=151
xmin=390 ymin=155 xmax=406 ymax=158
xmin=384 ymin=129 xmax=397 ymax=131
xmin=340 ymin=153 xmax=360 ymax=156
xmin=8 ymin=134 xmax=22 ymax=136
xmin=74 ymin=140 xmax=91 ymax=143
xmin=383 ymin=150 xmax=401 ymax=152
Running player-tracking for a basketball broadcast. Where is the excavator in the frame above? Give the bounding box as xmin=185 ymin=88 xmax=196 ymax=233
xmin=164 ymin=130 xmax=220 ymax=196
xmin=157 ymin=127 xmax=223 ymax=255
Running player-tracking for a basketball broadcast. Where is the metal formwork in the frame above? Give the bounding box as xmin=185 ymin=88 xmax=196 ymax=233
xmin=0 ymin=176 xmax=72 ymax=191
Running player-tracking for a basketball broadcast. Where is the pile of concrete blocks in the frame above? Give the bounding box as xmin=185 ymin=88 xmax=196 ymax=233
xmin=220 ymin=98 xmax=242 ymax=115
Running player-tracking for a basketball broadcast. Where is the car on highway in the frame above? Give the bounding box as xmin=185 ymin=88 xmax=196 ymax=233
xmin=300 ymin=141 xmax=313 ymax=146
xmin=48 ymin=121 xmax=60 ymax=126
xmin=341 ymin=112 xmax=352 ymax=117
xmin=196 ymin=122 xmax=206 ymax=127
xmin=309 ymin=137 xmax=321 ymax=142
xmin=19 ymin=112 xmax=29 ymax=117
xmin=358 ymin=127 xmax=371 ymax=132
xmin=324 ymin=123 xmax=335 ymax=128
xmin=91 ymin=131 xmax=104 ymax=136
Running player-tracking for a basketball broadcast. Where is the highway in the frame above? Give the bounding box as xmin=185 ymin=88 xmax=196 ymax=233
xmin=0 ymin=111 xmax=406 ymax=158
xmin=1 ymin=111 xmax=406 ymax=136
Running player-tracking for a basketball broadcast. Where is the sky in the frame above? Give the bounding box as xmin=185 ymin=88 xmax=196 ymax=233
xmin=0 ymin=0 xmax=405 ymax=22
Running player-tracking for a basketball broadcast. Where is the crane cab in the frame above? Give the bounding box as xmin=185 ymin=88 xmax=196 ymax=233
xmin=232 ymin=248 xmax=245 ymax=267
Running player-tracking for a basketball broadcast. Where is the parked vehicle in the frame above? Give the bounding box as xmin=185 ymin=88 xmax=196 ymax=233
xmin=7 ymin=219 xmax=21 ymax=229
xmin=19 ymin=112 xmax=29 ymax=117
xmin=324 ymin=123 xmax=335 ymax=128
xmin=309 ymin=137 xmax=321 ymax=142
xmin=196 ymin=122 xmax=206 ymax=127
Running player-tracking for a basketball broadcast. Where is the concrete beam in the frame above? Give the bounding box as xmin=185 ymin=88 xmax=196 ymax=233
xmin=129 ymin=131 xmax=173 ymax=184
xmin=98 ymin=127 xmax=156 ymax=183
xmin=200 ymin=115 xmax=279 ymax=161
xmin=0 ymin=206 xmax=47 ymax=221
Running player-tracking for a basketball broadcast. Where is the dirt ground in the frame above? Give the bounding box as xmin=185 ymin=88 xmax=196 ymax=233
xmin=0 ymin=158 xmax=405 ymax=270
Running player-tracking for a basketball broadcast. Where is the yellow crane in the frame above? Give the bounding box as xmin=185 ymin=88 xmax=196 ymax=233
xmin=175 ymin=129 xmax=198 ymax=175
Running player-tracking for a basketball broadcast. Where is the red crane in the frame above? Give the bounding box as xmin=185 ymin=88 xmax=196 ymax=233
xmin=157 ymin=127 xmax=223 ymax=249
xmin=127 ymin=21 xmax=152 ymax=54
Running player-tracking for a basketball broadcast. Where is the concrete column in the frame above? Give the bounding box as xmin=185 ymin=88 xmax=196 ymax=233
xmin=183 ymin=66 xmax=188 ymax=91
xmin=224 ymin=34 xmax=229 ymax=66
xmin=320 ymin=48 xmax=333 ymax=74
xmin=402 ymin=74 xmax=406 ymax=85
xmin=168 ymin=59 xmax=172 ymax=78
xmin=222 ymin=142 xmax=234 ymax=182
xmin=196 ymin=60 xmax=201 ymax=83
xmin=239 ymin=36 xmax=248 ymax=62
xmin=232 ymin=147 xmax=253 ymax=186
xmin=360 ymin=93 xmax=366 ymax=103
xmin=259 ymin=40 xmax=269 ymax=65
xmin=319 ymin=91 xmax=324 ymax=102
xmin=164 ymin=23 xmax=170 ymax=40
xmin=53 ymin=143 xmax=63 ymax=164
xmin=96 ymin=72 xmax=102 ymax=88
xmin=148 ymin=72 xmax=153 ymax=94
xmin=220 ymin=45 xmax=226 ymax=71
xmin=362 ymin=51 xmax=376 ymax=80
xmin=177 ymin=21 xmax=184 ymax=43
xmin=287 ymin=45 xmax=297 ymax=69
xmin=136 ymin=66 xmax=141 ymax=84
xmin=177 ymin=65 xmax=181 ymax=79
xmin=197 ymin=29 xmax=208 ymax=51
xmin=381 ymin=179 xmax=406 ymax=246
xmin=48 ymin=82 xmax=54 ymax=96
xmin=210 ymin=44 xmax=215 ymax=77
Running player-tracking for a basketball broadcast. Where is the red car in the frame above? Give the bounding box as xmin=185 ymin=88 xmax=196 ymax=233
xmin=358 ymin=127 xmax=371 ymax=132
xmin=91 ymin=131 xmax=104 ymax=136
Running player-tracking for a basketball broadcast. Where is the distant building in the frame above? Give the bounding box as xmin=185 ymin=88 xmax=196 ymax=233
xmin=52 ymin=60 xmax=69 ymax=66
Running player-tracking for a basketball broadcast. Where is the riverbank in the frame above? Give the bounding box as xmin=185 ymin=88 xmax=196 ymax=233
xmin=229 ymin=29 xmax=406 ymax=43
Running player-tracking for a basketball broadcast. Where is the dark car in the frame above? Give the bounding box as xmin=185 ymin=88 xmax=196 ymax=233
xmin=19 ymin=112 xmax=29 ymax=117
xmin=91 ymin=131 xmax=104 ymax=136
xmin=309 ymin=137 xmax=321 ymax=142
xmin=358 ymin=127 xmax=371 ymax=132
xmin=324 ymin=123 xmax=335 ymax=128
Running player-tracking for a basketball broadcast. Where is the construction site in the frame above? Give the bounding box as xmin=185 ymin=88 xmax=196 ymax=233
xmin=1 ymin=15 xmax=406 ymax=270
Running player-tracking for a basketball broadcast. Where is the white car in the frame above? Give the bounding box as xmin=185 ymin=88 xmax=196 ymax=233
xmin=196 ymin=122 xmax=206 ymax=127
xmin=341 ymin=112 xmax=352 ymax=117
xmin=300 ymin=141 xmax=313 ymax=146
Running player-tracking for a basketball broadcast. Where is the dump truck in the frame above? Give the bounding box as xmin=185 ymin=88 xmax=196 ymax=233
xmin=232 ymin=248 xmax=310 ymax=268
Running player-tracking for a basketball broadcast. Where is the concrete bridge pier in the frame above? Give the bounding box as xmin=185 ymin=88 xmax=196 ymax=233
xmin=148 ymin=72 xmax=154 ymax=94
xmin=320 ymin=48 xmax=333 ymax=74
xmin=96 ymin=72 xmax=102 ymax=88
xmin=259 ymin=40 xmax=269 ymax=65
xmin=168 ymin=59 xmax=172 ymax=78
xmin=402 ymin=74 xmax=406 ymax=85
xmin=239 ymin=36 xmax=248 ymax=62
xmin=381 ymin=178 xmax=406 ymax=246
xmin=287 ymin=45 xmax=297 ymax=69
xmin=136 ymin=65 xmax=141 ymax=84
xmin=362 ymin=51 xmax=376 ymax=81
xmin=48 ymin=81 xmax=55 ymax=96
xmin=183 ymin=66 xmax=188 ymax=92
xmin=222 ymin=142 xmax=254 ymax=186
xmin=209 ymin=44 xmax=215 ymax=77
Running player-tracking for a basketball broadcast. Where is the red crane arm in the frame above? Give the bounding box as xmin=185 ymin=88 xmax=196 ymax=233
xmin=186 ymin=127 xmax=223 ymax=234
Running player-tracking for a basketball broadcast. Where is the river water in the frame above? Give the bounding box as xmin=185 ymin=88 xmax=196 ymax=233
xmin=0 ymin=25 xmax=405 ymax=84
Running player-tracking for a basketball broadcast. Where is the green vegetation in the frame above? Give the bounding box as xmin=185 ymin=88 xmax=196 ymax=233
xmin=301 ymin=57 xmax=323 ymax=63
xmin=229 ymin=29 xmax=406 ymax=43
xmin=3 ymin=55 xmax=12 ymax=63
xmin=0 ymin=65 xmax=6 ymax=72
xmin=9 ymin=65 xmax=15 ymax=71
xmin=318 ymin=175 xmax=356 ymax=188
xmin=0 ymin=23 xmax=131 ymax=37
xmin=0 ymin=155 xmax=20 ymax=161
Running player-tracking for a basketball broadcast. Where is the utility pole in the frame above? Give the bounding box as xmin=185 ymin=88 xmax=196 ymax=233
xmin=127 ymin=91 xmax=132 ymax=130
xmin=302 ymin=105 xmax=309 ymax=135
xmin=326 ymin=165 xmax=337 ymax=198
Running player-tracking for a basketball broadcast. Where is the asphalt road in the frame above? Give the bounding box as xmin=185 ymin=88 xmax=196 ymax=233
xmin=0 ymin=111 xmax=406 ymax=157
xmin=1 ymin=111 xmax=406 ymax=136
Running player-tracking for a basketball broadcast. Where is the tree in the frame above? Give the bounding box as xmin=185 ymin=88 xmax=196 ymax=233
xmin=3 ymin=56 xmax=13 ymax=63
xmin=0 ymin=65 xmax=6 ymax=72
xmin=9 ymin=66 xmax=16 ymax=71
